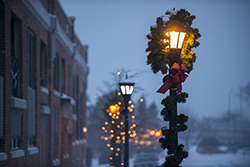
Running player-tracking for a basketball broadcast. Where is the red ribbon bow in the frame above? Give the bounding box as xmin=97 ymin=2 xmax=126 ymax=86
xmin=157 ymin=63 xmax=188 ymax=94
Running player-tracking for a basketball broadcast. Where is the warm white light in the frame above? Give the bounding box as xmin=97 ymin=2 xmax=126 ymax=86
xmin=166 ymin=31 xmax=186 ymax=49
xmin=83 ymin=127 xmax=87 ymax=133
xmin=170 ymin=32 xmax=179 ymax=48
xmin=178 ymin=32 xmax=186 ymax=48
xmin=119 ymin=77 xmax=135 ymax=96
xmin=120 ymin=85 xmax=126 ymax=95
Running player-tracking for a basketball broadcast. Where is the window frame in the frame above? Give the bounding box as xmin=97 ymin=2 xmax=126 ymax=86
xmin=28 ymin=28 xmax=36 ymax=89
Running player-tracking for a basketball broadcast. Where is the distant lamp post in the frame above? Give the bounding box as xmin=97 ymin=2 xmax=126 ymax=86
xmin=119 ymin=76 xmax=134 ymax=167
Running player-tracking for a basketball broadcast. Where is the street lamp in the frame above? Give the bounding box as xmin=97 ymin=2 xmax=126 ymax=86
xmin=165 ymin=30 xmax=186 ymax=154
xmin=119 ymin=76 xmax=134 ymax=167
xmin=166 ymin=31 xmax=186 ymax=66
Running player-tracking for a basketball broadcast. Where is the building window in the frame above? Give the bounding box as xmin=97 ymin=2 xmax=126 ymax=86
xmin=73 ymin=75 xmax=79 ymax=138
xmin=28 ymin=136 xmax=34 ymax=147
xmin=11 ymin=13 xmax=22 ymax=97
xmin=0 ymin=2 xmax=2 ymax=77
xmin=53 ymin=54 xmax=59 ymax=91
xmin=73 ymin=75 xmax=79 ymax=99
xmin=40 ymin=41 xmax=47 ymax=87
xmin=0 ymin=138 xmax=2 ymax=151
xmin=61 ymin=58 xmax=65 ymax=93
xmin=28 ymin=87 xmax=36 ymax=147
xmin=0 ymin=3 xmax=3 ymax=151
xmin=11 ymin=137 xmax=20 ymax=150
xmin=67 ymin=64 xmax=71 ymax=95
xmin=53 ymin=107 xmax=59 ymax=159
xmin=28 ymin=28 xmax=36 ymax=89
xmin=10 ymin=108 xmax=22 ymax=150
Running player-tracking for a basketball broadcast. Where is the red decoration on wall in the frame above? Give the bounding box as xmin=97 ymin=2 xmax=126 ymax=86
xmin=157 ymin=63 xmax=188 ymax=94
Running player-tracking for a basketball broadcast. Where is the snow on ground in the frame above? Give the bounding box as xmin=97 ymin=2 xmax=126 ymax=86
xmin=91 ymin=145 xmax=250 ymax=167
xmin=159 ymin=146 xmax=250 ymax=167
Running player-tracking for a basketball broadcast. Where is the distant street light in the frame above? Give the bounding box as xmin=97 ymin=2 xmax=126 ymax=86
xmin=119 ymin=76 xmax=135 ymax=167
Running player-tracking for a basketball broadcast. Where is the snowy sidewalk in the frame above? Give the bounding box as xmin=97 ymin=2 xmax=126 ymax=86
xmin=91 ymin=146 xmax=250 ymax=167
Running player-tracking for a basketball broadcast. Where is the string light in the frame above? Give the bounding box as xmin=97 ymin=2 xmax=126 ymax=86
xmin=140 ymin=98 xmax=144 ymax=102
xmin=155 ymin=131 xmax=161 ymax=137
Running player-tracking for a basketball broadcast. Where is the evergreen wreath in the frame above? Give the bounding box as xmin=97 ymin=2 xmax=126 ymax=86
xmin=146 ymin=8 xmax=201 ymax=167
xmin=146 ymin=8 xmax=201 ymax=74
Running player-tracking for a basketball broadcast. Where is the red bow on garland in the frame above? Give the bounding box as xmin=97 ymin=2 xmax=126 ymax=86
xmin=157 ymin=63 xmax=188 ymax=94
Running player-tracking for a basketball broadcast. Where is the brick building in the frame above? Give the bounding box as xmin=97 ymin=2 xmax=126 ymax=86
xmin=0 ymin=0 xmax=89 ymax=167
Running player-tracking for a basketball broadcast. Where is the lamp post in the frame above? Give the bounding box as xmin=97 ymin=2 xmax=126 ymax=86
xmin=119 ymin=76 xmax=134 ymax=167
xmin=166 ymin=30 xmax=186 ymax=154
xmin=146 ymin=9 xmax=200 ymax=167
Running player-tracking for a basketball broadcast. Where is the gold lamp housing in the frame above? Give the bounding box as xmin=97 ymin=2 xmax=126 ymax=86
xmin=165 ymin=27 xmax=187 ymax=65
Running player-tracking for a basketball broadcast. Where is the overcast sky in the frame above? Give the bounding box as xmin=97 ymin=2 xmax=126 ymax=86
xmin=59 ymin=0 xmax=250 ymax=118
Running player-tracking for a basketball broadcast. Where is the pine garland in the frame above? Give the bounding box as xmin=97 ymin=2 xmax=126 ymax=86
xmin=146 ymin=9 xmax=201 ymax=74
xmin=146 ymin=8 xmax=201 ymax=167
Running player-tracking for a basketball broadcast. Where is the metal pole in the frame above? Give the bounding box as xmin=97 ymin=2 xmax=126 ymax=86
xmin=168 ymin=49 xmax=180 ymax=154
xmin=124 ymin=96 xmax=129 ymax=167
xmin=169 ymin=83 xmax=178 ymax=154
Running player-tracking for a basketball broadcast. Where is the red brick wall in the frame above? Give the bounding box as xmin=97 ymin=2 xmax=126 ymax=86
xmin=0 ymin=0 xmax=88 ymax=167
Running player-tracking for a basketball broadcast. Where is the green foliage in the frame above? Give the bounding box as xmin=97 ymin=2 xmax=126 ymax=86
xmin=146 ymin=8 xmax=200 ymax=167
xmin=146 ymin=9 xmax=201 ymax=74
xmin=159 ymin=92 xmax=189 ymax=164
xmin=160 ymin=144 xmax=188 ymax=167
